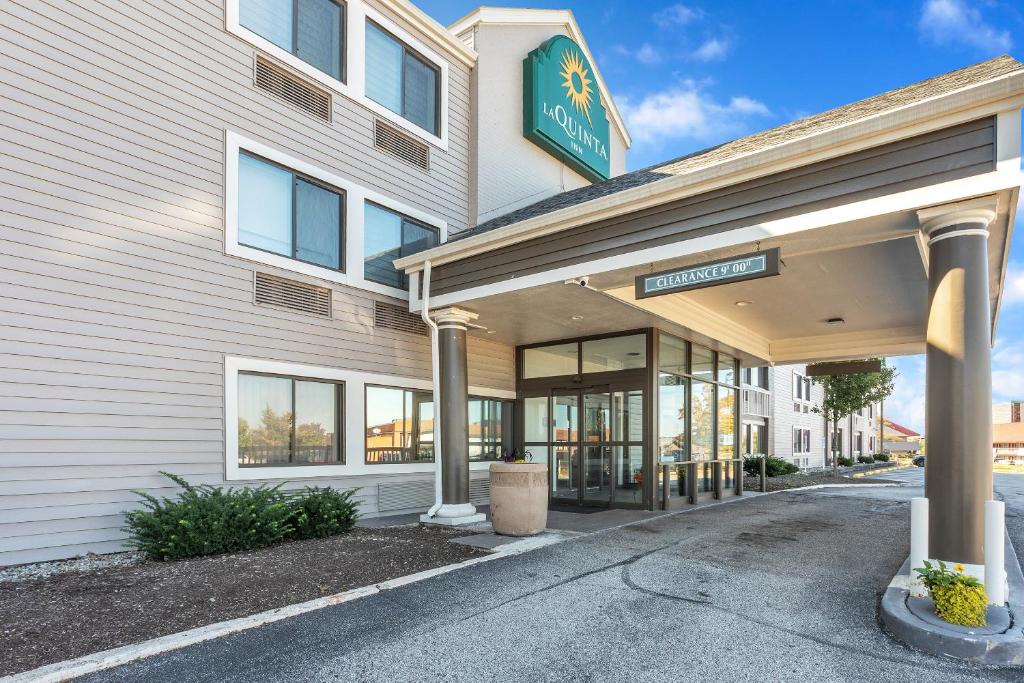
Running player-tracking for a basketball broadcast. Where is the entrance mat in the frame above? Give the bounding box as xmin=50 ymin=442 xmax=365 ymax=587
xmin=548 ymin=505 xmax=607 ymax=515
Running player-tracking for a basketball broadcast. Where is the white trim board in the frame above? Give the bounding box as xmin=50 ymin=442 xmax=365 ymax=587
xmin=225 ymin=0 xmax=451 ymax=149
xmin=224 ymin=356 xmax=515 ymax=481
xmin=224 ymin=129 xmax=447 ymax=301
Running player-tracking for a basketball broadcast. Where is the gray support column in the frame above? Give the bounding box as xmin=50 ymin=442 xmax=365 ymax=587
xmin=919 ymin=198 xmax=997 ymax=565
xmin=425 ymin=307 xmax=485 ymax=526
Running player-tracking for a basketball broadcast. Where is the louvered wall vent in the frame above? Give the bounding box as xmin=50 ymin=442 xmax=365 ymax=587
xmin=254 ymin=55 xmax=331 ymax=122
xmin=374 ymin=300 xmax=428 ymax=336
xmin=254 ymin=272 xmax=331 ymax=317
xmin=374 ymin=119 xmax=430 ymax=171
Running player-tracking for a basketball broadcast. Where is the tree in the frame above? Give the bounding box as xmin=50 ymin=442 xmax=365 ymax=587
xmin=810 ymin=359 xmax=897 ymax=475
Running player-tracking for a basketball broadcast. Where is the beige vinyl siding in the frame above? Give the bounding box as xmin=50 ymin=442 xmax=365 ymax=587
xmin=0 ymin=0 xmax=512 ymax=565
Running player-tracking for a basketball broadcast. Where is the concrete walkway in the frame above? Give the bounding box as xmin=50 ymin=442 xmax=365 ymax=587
xmin=81 ymin=478 xmax=1024 ymax=682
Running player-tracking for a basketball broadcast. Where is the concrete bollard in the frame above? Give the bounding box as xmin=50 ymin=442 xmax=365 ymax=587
xmin=985 ymin=500 xmax=1006 ymax=606
xmin=910 ymin=497 xmax=928 ymax=597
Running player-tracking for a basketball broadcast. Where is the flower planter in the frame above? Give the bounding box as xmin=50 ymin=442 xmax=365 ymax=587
xmin=489 ymin=462 xmax=548 ymax=536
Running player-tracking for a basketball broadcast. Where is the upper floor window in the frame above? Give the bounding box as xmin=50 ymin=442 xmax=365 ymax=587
xmin=240 ymin=0 xmax=345 ymax=81
xmin=363 ymin=202 xmax=438 ymax=288
xmin=365 ymin=21 xmax=440 ymax=135
xmin=237 ymin=371 xmax=343 ymax=466
xmin=238 ymin=152 xmax=344 ymax=271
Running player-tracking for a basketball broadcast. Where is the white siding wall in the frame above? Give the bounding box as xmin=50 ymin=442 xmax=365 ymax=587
xmin=0 ymin=0 xmax=515 ymax=565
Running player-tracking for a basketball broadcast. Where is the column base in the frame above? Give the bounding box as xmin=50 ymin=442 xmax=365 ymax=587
xmin=420 ymin=502 xmax=486 ymax=526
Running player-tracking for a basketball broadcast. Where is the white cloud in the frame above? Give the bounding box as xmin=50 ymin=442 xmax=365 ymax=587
xmin=691 ymin=37 xmax=730 ymax=61
xmin=993 ymin=341 xmax=1024 ymax=400
xmin=617 ymin=82 xmax=770 ymax=146
xmin=653 ymin=4 xmax=703 ymax=28
xmin=918 ymin=0 xmax=1012 ymax=52
xmin=1003 ymin=263 xmax=1024 ymax=305
xmin=613 ymin=43 xmax=663 ymax=65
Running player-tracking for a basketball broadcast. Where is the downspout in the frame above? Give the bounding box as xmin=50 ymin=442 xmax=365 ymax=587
xmin=420 ymin=261 xmax=443 ymax=518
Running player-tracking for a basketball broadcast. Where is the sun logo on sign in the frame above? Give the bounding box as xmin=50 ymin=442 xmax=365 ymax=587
xmin=559 ymin=49 xmax=594 ymax=124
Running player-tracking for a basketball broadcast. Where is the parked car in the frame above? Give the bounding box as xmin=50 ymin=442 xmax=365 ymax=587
xmin=913 ymin=455 xmax=926 ymax=467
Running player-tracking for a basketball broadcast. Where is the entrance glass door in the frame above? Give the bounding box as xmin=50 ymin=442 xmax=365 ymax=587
xmin=534 ymin=386 xmax=645 ymax=508
xmin=551 ymin=392 xmax=579 ymax=502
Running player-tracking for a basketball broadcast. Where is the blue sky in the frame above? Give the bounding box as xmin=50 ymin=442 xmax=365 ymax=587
xmin=416 ymin=0 xmax=1024 ymax=433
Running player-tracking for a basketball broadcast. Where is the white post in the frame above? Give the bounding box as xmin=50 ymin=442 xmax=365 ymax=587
xmin=985 ymin=500 xmax=1006 ymax=606
xmin=910 ymin=497 xmax=929 ymax=597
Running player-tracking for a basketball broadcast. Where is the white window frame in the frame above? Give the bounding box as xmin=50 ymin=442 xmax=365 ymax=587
xmin=225 ymin=356 xmax=515 ymax=480
xmin=225 ymin=0 xmax=450 ymax=149
xmin=224 ymin=130 xmax=447 ymax=300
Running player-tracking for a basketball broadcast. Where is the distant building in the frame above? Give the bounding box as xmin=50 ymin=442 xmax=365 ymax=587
xmin=993 ymin=402 xmax=1024 ymax=464
xmin=882 ymin=418 xmax=922 ymax=455
xmin=993 ymin=401 xmax=1023 ymax=425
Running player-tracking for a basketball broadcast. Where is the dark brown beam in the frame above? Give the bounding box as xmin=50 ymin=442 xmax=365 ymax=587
xmin=805 ymin=359 xmax=883 ymax=377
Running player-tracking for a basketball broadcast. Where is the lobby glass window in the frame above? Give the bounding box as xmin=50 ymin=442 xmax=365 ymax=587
xmin=690 ymin=380 xmax=714 ymax=461
xmin=469 ymin=398 xmax=512 ymax=461
xmin=365 ymin=21 xmax=440 ymax=135
xmin=237 ymin=372 xmax=342 ymax=466
xmin=365 ymin=386 xmax=434 ymax=463
xmin=522 ymin=343 xmax=578 ymax=379
xmin=691 ymin=344 xmax=715 ymax=381
xmin=718 ymin=388 xmax=736 ymax=459
xmin=658 ymin=335 xmax=688 ymax=463
xmin=240 ymin=0 xmax=345 ymax=81
xmin=363 ymin=202 xmax=438 ymax=289
xmin=238 ymin=152 xmax=344 ymax=270
xmin=582 ymin=334 xmax=646 ymax=373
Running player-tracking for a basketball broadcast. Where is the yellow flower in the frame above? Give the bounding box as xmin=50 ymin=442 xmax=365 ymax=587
xmin=954 ymin=563 xmax=965 ymax=573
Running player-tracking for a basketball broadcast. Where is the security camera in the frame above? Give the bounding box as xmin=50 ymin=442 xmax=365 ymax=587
xmin=563 ymin=276 xmax=592 ymax=288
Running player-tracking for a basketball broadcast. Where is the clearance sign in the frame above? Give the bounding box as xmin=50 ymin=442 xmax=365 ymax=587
xmin=635 ymin=249 xmax=782 ymax=299
xmin=523 ymin=35 xmax=610 ymax=181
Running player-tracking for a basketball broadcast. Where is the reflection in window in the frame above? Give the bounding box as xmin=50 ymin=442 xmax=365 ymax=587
xmin=718 ymin=353 xmax=737 ymax=386
xmin=718 ymin=388 xmax=736 ymax=460
xmin=238 ymin=152 xmax=343 ymax=270
xmin=365 ymin=21 xmax=439 ymax=135
xmin=658 ymin=373 xmax=686 ymax=463
xmin=690 ymin=380 xmax=714 ymax=461
xmin=691 ymin=344 xmax=715 ymax=381
xmin=240 ymin=0 xmax=345 ymax=80
xmin=582 ymin=334 xmax=646 ymax=372
xmin=468 ymin=398 xmax=511 ymax=461
xmin=237 ymin=373 xmax=341 ymax=466
xmin=363 ymin=202 xmax=438 ymax=289
xmin=522 ymin=343 xmax=578 ymax=379
xmin=365 ymin=386 xmax=434 ymax=463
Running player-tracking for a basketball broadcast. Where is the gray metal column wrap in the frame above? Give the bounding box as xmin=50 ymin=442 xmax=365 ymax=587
xmin=922 ymin=203 xmax=995 ymax=565
xmin=438 ymin=322 xmax=470 ymax=506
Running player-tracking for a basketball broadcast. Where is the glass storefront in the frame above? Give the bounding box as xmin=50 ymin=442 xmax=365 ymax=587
xmin=517 ymin=329 xmax=741 ymax=511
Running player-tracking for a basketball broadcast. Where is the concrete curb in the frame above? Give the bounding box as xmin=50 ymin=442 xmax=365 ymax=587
xmin=0 ymin=533 xmax=563 ymax=683
xmin=879 ymin=530 xmax=1024 ymax=665
xmin=4 ymin=483 xmax=899 ymax=682
xmin=851 ymin=464 xmax=912 ymax=478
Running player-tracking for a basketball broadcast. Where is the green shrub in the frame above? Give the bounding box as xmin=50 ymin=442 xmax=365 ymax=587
xmin=915 ymin=559 xmax=987 ymax=627
xmin=125 ymin=473 xmax=293 ymax=561
xmin=857 ymin=454 xmax=875 ymax=464
xmin=287 ymin=486 xmax=359 ymax=540
xmin=743 ymin=455 xmax=799 ymax=477
xmin=838 ymin=457 xmax=854 ymax=466
xmin=874 ymin=453 xmax=890 ymax=462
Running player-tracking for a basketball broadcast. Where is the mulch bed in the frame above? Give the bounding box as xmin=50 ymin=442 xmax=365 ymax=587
xmin=0 ymin=525 xmax=486 ymax=677
xmin=743 ymin=471 xmax=897 ymax=492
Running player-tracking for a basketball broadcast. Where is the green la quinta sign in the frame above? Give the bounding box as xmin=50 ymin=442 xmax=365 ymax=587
xmin=523 ymin=35 xmax=611 ymax=181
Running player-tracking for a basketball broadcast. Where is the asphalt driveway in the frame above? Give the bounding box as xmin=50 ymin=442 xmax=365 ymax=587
xmin=81 ymin=475 xmax=1024 ymax=683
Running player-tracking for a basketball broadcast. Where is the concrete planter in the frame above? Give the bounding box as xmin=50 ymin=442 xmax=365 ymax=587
xmin=489 ymin=462 xmax=548 ymax=537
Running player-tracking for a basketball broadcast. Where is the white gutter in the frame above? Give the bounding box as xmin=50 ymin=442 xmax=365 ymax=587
xmin=420 ymin=260 xmax=442 ymax=518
